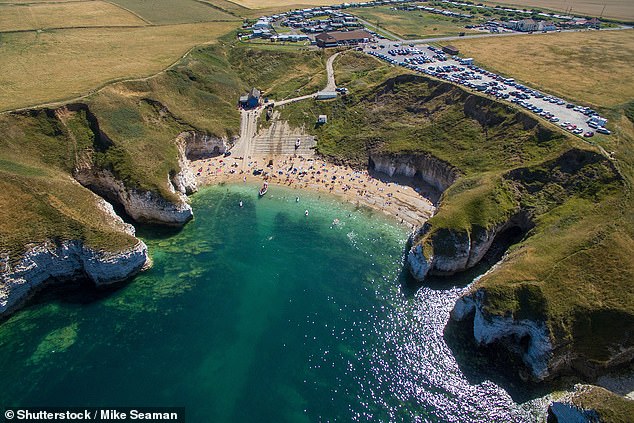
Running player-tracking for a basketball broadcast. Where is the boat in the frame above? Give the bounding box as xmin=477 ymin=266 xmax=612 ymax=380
xmin=258 ymin=181 xmax=268 ymax=197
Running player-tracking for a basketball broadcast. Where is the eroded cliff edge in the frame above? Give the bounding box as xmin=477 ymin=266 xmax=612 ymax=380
xmin=314 ymin=71 xmax=634 ymax=384
xmin=404 ymin=147 xmax=632 ymax=381
xmin=0 ymin=99 xmax=230 ymax=318
xmin=0 ymin=198 xmax=149 ymax=317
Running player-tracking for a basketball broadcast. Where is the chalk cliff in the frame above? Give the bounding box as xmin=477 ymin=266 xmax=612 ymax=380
xmin=75 ymin=167 xmax=194 ymax=225
xmin=407 ymin=217 xmax=526 ymax=280
xmin=451 ymin=290 xmax=552 ymax=380
xmin=177 ymin=130 xmax=228 ymax=160
xmin=74 ymin=129 xmax=204 ymax=225
xmin=0 ymin=199 xmax=149 ymax=318
xmin=369 ymin=154 xmax=459 ymax=192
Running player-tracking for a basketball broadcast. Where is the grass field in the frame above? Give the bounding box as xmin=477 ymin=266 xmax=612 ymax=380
xmin=229 ymin=0 xmax=339 ymax=8
xmin=352 ymin=6 xmax=481 ymax=39
xmin=484 ymin=0 xmax=634 ymax=21
xmin=0 ymin=1 xmax=146 ymax=32
xmin=450 ymin=30 xmax=634 ymax=108
xmin=0 ymin=22 xmax=238 ymax=111
xmin=199 ymin=0 xmax=250 ymax=16
xmin=109 ymin=0 xmax=238 ymax=24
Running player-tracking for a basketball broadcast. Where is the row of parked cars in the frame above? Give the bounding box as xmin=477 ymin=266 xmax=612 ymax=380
xmin=366 ymin=45 xmax=611 ymax=137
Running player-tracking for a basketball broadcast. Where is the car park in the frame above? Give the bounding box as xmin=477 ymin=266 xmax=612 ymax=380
xmin=364 ymin=41 xmax=605 ymax=138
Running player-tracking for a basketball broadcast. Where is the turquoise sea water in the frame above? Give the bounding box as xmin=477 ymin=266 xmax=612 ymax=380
xmin=0 ymin=184 xmax=541 ymax=421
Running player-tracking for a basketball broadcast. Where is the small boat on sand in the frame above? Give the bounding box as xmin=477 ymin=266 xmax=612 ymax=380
xmin=259 ymin=181 xmax=268 ymax=197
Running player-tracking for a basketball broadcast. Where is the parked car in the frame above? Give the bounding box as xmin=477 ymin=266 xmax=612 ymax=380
xmin=596 ymin=127 xmax=611 ymax=135
xmin=583 ymin=131 xmax=594 ymax=137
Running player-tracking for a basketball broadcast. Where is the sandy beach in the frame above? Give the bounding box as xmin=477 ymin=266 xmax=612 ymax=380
xmin=191 ymin=154 xmax=436 ymax=228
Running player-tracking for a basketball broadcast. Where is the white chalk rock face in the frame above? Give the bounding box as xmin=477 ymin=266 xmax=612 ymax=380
xmin=407 ymin=221 xmax=511 ymax=281
xmin=0 ymin=240 xmax=148 ymax=317
xmin=451 ymin=290 xmax=553 ymax=380
xmin=75 ymin=169 xmax=193 ymax=225
xmin=171 ymin=137 xmax=198 ymax=196
xmin=407 ymin=244 xmax=433 ymax=281
xmin=370 ymin=154 xmax=458 ymax=192
xmin=177 ymin=131 xmax=228 ymax=160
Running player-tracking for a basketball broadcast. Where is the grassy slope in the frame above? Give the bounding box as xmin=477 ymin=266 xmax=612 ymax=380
xmin=84 ymin=41 xmax=327 ymax=199
xmin=0 ymin=109 xmax=138 ymax=260
xmin=443 ymin=30 xmax=634 ymax=365
xmin=279 ymin=50 xmax=633 ymax=368
xmin=568 ymin=385 xmax=634 ymax=423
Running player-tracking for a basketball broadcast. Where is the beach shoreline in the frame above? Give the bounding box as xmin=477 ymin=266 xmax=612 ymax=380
xmin=190 ymin=154 xmax=436 ymax=229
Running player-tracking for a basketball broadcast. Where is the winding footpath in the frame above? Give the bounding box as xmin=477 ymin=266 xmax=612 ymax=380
xmin=232 ymin=52 xmax=341 ymax=164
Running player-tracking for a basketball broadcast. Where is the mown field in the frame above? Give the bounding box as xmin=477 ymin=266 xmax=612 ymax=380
xmin=352 ymin=6 xmax=482 ymax=39
xmin=109 ymin=0 xmax=238 ymax=24
xmin=0 ymin=1 xmax=146 ymax=31
xmin=450 ymin=29 xmax=634 ymax=108
xmin=484 ymin=0 xmax=634 ymax=21
xmin=229 ymin=0 xmax=339 ymax=8
xmin=0 ymin=22 xmax=238 ymax=111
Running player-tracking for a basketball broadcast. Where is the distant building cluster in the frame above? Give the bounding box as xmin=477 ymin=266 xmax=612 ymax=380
xmin=240 ymin=0 xmax=420 ymax=41
xmin=396 ymin=0 xmax=601 ymax=33
xmin=281 ymin=10 xmax=362 ymax=34
xmin=240 ymin=0 xmax=602 ymax=44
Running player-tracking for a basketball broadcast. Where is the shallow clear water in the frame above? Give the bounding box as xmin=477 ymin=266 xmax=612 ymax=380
xmin=0 ymin=184 xmax=543 ymax=421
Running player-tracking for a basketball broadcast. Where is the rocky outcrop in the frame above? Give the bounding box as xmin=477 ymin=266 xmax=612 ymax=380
xmin=75 ymin=167 xmax=193 ymax=225
xmin=369 ymin=154 xmax=459 ymax=192
xmin=408 ymin=217 xmax=524 ymax=280
xmin=74 ymin=130 xmax=234 ymax=224
xmin=172 ymin=135 xmax=199 ymax=195
xmin=0 ymin=199 xmax=149 ymax=318
xmin=547 ymin=384 xmax=634 ymax=422
xmin=177 ymin=131 xmax=228 ymax=160
xmin=408 ymin=225 xmax=492 ymax=279
xmin=451 ymin=291 xmax=553 ymax=380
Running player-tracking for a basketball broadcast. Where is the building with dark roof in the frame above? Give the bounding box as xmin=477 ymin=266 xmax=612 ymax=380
xmin=239 ymin=87 xmax=261 ymax=109
xmin=315 ymin=30 xmax=372 ymax=48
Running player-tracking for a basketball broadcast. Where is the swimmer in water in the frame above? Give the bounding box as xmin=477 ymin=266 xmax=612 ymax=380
xmin=296 ymin=196 xmax=299 ymax=202
xmin=305 ymin=210 xmax=309 ymax=216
